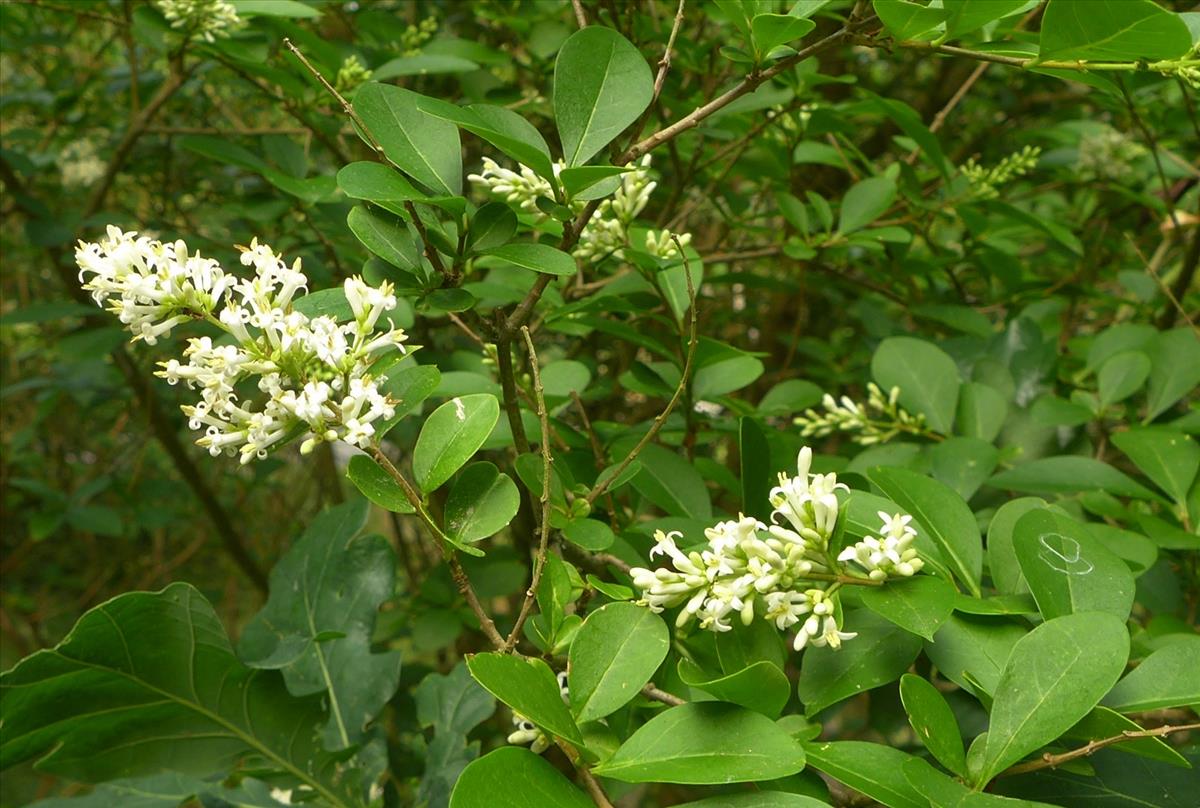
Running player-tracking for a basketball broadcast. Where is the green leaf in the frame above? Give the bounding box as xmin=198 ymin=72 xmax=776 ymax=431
xmin=805 ymin=740 xmax=927 ymax=808
xmin=1039 ymin=0 xmax=1192 ymax=61
xmin=868 ymin=466 xmax=983 ymax=597
xmin=1097 ymin=351 xmax=1151 ymax=409
xmin=563 ymin=518 xmax=615 ymax=551
xmin=942 ymin=0 xmax=1028 ymax=38
xmin=559 ymin=165 xmax=630 ymax=198
xmin=995 ymin=747 xmax=1200 ymax=807
xmin=977 ymin=612 xmax=1130 ymax=786
xmin=838 ymin=176 xmax=897 ymax=235
xmin=929 ymin=436 xmax=1000 ymax=501
xmin=900 ymin=673 xmax=966 ymax=776
xmin=338 ymin=161 xmax=441 ymax=211
xmin=346 ymin=455 xmax=415 ymax=514
xmin=483 ymin=242 xmax=577 ymax=276
xmin=630 ymin=443 xmax=713 ymax=520
xmin=417 ymin=98 xmax=555 ymax=182
xmin=672 ymin=794 xmax=830 ymax=808
xmin=353 ymin=83 xmax=462 ymax=196
xmin=540 ymin=360 xmax=592 ymax=398
xmin=1065 ymin=706 xmax=1189 ymax=768
xmin=468 ymin=202 xmax=518 ymax=253
xmin=986 ymin=497 xmax=1044 ymax=595
xmin=24 ymin=773 xmax=209 ymax=808
xmin=568 ymin=602 xmax=669 ymax=723
xmin=238 ymin=501 xmax=401 ymax=749
xmin=0 ymin=584 xmax=355 ymax=806
xmin=989 ymin=456 xmax=1156 ymax=499
xmin=677 ymin=659 xmax=790 ymax=718
xmin=759 ymin=379 xmax=823 ymax=416
xmin=873 ymin=0 xmax=948 ymax=41
xmin=859 ymin=574 xmax=957 ymax=641
xmin=871 ymin=336 xmax=961 ymax=434
xmin=1103 ymin=640 xmax=1200 ymax=713
xmin=1013 ymin=508 xmax=1134 ymax=621
xmin=740 ymin=417 xmax=772 ymax=521
xmin=230 ymin=0 xmax=320 ymax=17
xmin=466 ymin=654 xmax=583 ymax=746
xmin=925 ymin=614 xmax=1028 ymax=699
xmin=373 ymin=53 xmax=479 ymax=79
xmin=292 ymin=288 xmax=354 ymax=322
xmin=798 ymin=610 xmax=923 ymax=714
xmin=554 ymin=27 xmax=653 ymax=166
xmin=450 ymin=747 xmax=592 ymax=808
xmin=377 ymin=364 xmax=442 ymax=437
xmin=1144 ymin=329 xmax=1200 ymax=421
xmin=347 ymin=205 xmax=421 ymax=272
xmin=750 ymin=13 xmax=816 ymax=57
xmin=1111 ymin=428 xmax=1199 ymax=505
xmin=443 ymin=462 xmax=520 ymax=544
xmin=694 ymin=354 xmax=764 ymax=399
xmin=413 ymin=394 xmax=501 ymax=493
xmin=593 ymin=703 xmax=806 ymax=784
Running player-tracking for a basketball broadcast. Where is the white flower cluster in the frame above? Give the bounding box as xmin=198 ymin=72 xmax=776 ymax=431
xmin=839 ymin=512 xmax=924 ymax=580
xmin=632 ymin=448 xmax=921 ymax=652
xmin=468 ymin=157 xmax=559 ymax=214
xmin=794 ymin=383 xmax=930 ymax=445
xmin=467 ymin=155 xmax=691 ymax=261
xmin=155 ymin=0 xmax=241 ymax=42
xmin=508 ymin=671 xmax=569 ymax=754
xmin=59 ymin=140 xmax=106 ymax=188
xmin=76 ymin=226 xmax=409 ymax=463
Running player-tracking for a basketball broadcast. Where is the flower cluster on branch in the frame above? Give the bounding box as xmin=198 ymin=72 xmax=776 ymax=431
xmin=631 ymin=447 xmax=924 ymax=652
xmin=76 ymin=226 xmax=409 ymax=463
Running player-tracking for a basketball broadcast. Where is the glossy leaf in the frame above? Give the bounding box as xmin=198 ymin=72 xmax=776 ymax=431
xmin=873 ymin=0 xmax=947 ymax=42
xmin=413 ymin=394 xmax=501 ymax=493
xmin=900 ymin=673 xmax=966 ymax=776
xmin=1103 ymin=640 xmax=1200 ymax=713
xmin=805 ymin=740 xmax=927 ymax=808
xmin=593 ymin=703 xmax=806 ymax=784
xmin=347 ymin=205 xmax=421 ymax=272
xmin=444 ymin=462 xmax=520 ymax=543
xmin=569 ymin=602 xmax=669 ymax=723
xmin=354 ymin=83 xmax=462 ymax=195
xmin=466 ymin=653 xmax=583 ymax=746
xmin=858 ymin=574 xmax=957 ymax=641
xmin=1110 ymin=428 xmax=1199 ymax=505
xmin=986 ymin=497 xmax=1043 ymax=595
xmin=1013 ymin=508 xmax=1135 ymax=621
xmin=677 ymin=658 xmax=791 ymax=718
xmin=798 ymin=610 xmax=923 ymax=714
xmin=484 ymin=242 xmax=576 ymax=276
xmin=1039 ymin=0 xmax=1192 ymax=61
xmin=838 ymin=175 xmax=897 ymax=234
xmin=450 ymin=747 xmax=592 ymax=808
xmin=989 ymin=457 xmax=1155 ymax=499
xmin=871 ymin=336 xmax=961 ymax=434
xmin=1097 ymin=351 xmax=1150 ymax=409
xmin=554 ymin=27 xmax=653 ymax=166
xmin=957 ymin=382 xmax=1008 ymax=443
xmin=976 ymin=611 xmax=1130 ymax=786
xmin=346 ymin=455 xmax=415 ymax=514
xmin=631 ymin=443 xmax=713 ymax=520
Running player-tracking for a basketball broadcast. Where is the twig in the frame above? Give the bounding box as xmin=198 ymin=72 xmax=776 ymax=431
xmin=1127 ymin=235 xmax=1198 ymax=335
xmin=570 ymin=0 xmax=588 ymax=28
xmin=370 ymin=446 xmax=507 ymax=649
xmin=621 ymin=16 xmax=875 ymax=164
xmin=642 ymin=682 xmax=686 ymax=706
xmin=904 ymin=61 xmax=988 ymax=165
xmin=999 ymin=722 xmax=1200 ymax=777
xmin=653 ymin=0 xmax=686 ymax=102
xmin=282 ymin=37 xmax=385 ymax=155
xmin=586 ymin=238 xmax=697 ymax=505
xmin=576 ymin=764 xmax=616 ymax=808
xmin=504 ymin=327 xmax=554 ymax=652
xmin=879 ymin=38 xmax=1199 ymax=74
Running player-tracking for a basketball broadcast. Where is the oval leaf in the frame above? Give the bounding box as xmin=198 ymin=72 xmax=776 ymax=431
xmin=569 ymin=602 xmax=669 ymax=723
xmin=413 ymin=394 xmax=501 ymax=493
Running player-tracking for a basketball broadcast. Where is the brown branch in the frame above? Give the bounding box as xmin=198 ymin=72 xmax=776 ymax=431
xmin=586 ymin=239 xmax=697 ymax=505
xmin=653 ymin=0 xmax=686 ymax=102
xmin=570 ymin=0 xmax=588 ymax=28
xmin=504 ymin=327 xmax=554 ymax=652
xmin=282 ymin=37 xmax=385 ymax=156
xmin=999 ymin=722 xmax=1200 ymax=778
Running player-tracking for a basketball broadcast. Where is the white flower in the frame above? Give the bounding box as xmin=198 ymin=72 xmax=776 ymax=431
xmin=155 ymin=0 xmax=241 ymax=42
xmin=838 ymin=511 xmax=924 ymax=580
xmin=77 ymin=228 xmax=411 ymax=463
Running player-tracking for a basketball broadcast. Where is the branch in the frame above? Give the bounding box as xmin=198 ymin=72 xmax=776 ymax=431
xmin=881 ymin=37 xmax=1199 ymax=74
xmin=504 ymin=327 xmax=554 ymax=652
xmin=586 ymin=240 xmax=697 ymax=505
xmin=620 ymin=16 xmax=874 ymax=165
xmin=570 ymin=0 xmax=587 ymax=28
xmin=282 ymin=37 xmax=385 ymax=156
xmin=653 ymin=0 xmax=686 ymax=102
xmin=642 ymin=682 xmax=686 ymax=706
xmin=999 ymin=722 xmax=1200 ymax=777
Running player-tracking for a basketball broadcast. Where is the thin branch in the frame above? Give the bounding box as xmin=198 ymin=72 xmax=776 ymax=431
xmin=576 ymin=764 xmax=616 ymax=808
xmin=653 ymin=0 xmax=686 ymax=102
xmin=999 ymin=722 xmax=1200 ymax=777
xmin=880 ymin=37 xmax=1200 ymax=74
xmin=642 ymin=683 xmax=686 ymax=706
xmin=450 ymin=555 xmax=506 ymax=649
xmin=570 ymin=0 xmax=588 ymax=28
xmin=504 ymin=327 xmax=554 ymax=652
xmin=621 ymin=16 xmax=875 ymax=165
xmin=282 ymin=37 xmax=385 ymax=156
xmin=586 ymin=239 xmax=697 ymax=505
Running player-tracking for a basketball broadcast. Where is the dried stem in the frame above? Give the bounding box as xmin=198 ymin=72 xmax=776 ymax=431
xmin=504 ymin=327 xmax=554 ymax=652
xmin=586 ymin=239 xmax=697 ymax=505
xmin=570 ymin=0 xmax=588 ymax=28
xmin=642 ymin=683 xmax=686 ymax=707
xmin=653 ymin=0 xmax=686 ymax=102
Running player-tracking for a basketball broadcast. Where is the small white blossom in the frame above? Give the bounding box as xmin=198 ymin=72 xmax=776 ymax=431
xmin=155 ymin=0 xmax=241 ymax=42
xmin=838 ymin=511 xmax=925 ymax=580
xmin=508 ymin=671 xmax=570 ymax=754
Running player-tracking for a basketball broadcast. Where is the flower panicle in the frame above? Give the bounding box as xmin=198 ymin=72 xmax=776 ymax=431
xmin=76 ymin=227 xmax=410 ymax=463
